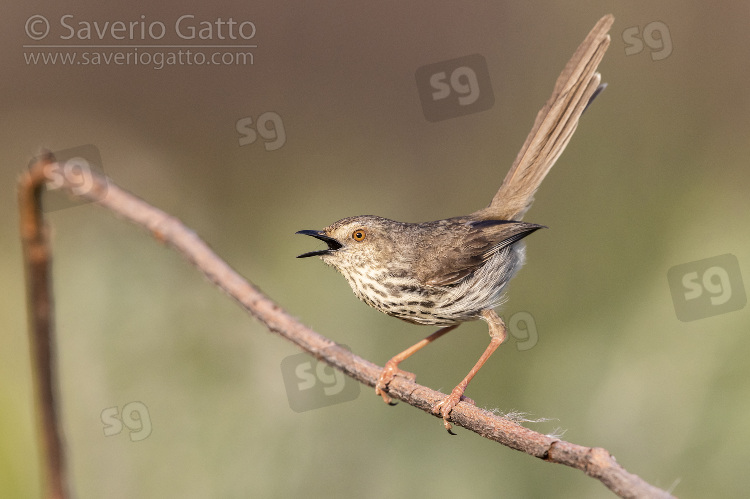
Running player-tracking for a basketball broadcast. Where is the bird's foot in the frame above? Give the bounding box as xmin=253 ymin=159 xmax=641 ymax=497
xmin=375 ymin=361 xmax=416 ymax=405
xmin=433 ymin=387 xmax=475 ymax=434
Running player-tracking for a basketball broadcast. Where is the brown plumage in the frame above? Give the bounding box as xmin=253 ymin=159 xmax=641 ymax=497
xmin=298 ymin=15 xmax=613 ymax=432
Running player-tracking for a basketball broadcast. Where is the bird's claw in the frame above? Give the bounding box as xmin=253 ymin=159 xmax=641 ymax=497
xmin=375 ymin=362 xmax=416 ymax=405
xmin=434 ymin=388 xmax=475 ymax=434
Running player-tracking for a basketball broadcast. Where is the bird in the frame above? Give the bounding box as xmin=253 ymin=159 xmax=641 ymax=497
xmin=297 ymin=15 xmax=613 ymax=432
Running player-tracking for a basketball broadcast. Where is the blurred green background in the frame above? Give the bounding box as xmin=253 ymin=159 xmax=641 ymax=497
xmin=2 ymin=2 xmax=749 ymax=498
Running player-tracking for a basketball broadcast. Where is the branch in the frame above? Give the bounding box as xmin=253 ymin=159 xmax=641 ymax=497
xmin=19 ymin=153 xmax=68 ymax=499
xmin=19 ymin=157 xmax=676 ymax=499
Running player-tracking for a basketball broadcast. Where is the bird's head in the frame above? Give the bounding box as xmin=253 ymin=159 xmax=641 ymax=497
xmin=296 ymin=215 xmax=407 ymax=278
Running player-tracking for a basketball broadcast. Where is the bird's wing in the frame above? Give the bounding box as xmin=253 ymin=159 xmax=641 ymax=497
xmin=420 ymin=221 xmax=544 ymax=287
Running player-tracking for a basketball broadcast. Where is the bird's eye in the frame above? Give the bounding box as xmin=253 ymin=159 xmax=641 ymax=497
xmin=352 ymin=229 xmax=366 ymax=242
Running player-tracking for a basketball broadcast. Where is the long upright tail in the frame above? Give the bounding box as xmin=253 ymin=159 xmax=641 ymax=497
xmin=473 ymin=14 xmax=613 ymax=221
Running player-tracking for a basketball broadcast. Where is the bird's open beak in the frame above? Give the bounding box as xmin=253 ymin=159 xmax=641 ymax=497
xmin=296 ymin=230 xmax=343 ymax=258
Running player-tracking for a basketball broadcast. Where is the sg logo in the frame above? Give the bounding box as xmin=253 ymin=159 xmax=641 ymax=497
xmin=415 ymin=54 xmax=494 ymax=122
xmin=31 ymin=144 xmax=108 ymax=212
xmin=236 ymin=111 xmax=286 ymax=151
xmin=622 ymin=21 xmax=673 ymax=61
xmin=280 ymin=346 xmax=360 ymax=412
xmin=505 ymin=311 xmax=539 ymax=351
xmin=667 ymin=254 xmax=746 ymax=321
xmin=101 ymin=401 xmax=152 ymax=442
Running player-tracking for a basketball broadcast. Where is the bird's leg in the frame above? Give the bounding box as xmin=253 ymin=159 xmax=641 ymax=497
xmin=434 ymin=309 xmax=507 ymax=433
xmin=376 ymin=324 xmax=458 ymax=404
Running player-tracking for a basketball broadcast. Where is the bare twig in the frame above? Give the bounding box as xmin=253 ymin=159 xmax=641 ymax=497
xmin=19 ymin=158 xmax=676 ymax=499
xmin=19 ymin=153 xmax=68 ymax=499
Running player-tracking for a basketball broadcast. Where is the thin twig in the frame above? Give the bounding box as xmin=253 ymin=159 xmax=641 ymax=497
xmin=18 ymin=159 xmax=676 ymax=499
xmin=19 ymin=153 xmax=68 ymax=499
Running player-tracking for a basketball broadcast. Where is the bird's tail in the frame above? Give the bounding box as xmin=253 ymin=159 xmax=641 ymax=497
xmin=473 ymin=14 xmax=613 ymax=221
